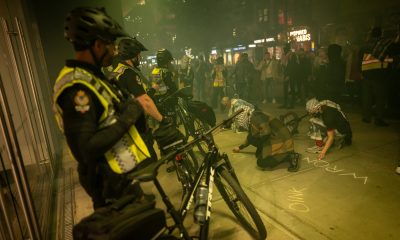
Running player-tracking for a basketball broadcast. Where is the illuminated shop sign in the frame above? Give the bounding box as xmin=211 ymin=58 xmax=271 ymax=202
xmin=248 ymin=44 xmax=256 ymax=48
xmin=225 ymin=49 xmax=231 ymax=52
xmin=289 ymin=29 xmax=311 ymax=42
xmin=233 ymin=46 xmax=246 ymax=51
xmin=254 ymin=37 xmax=275 ymax=44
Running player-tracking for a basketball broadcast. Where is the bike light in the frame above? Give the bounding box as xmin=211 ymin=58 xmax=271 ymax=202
xmin=175 ymin=154 xmax=183 ymax=161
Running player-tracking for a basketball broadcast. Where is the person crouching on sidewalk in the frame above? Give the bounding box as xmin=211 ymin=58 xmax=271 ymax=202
xmin=232 ymin=111 xmax=300 ymax=172
xmin=306 ymin=98 xmax=352 ymax=159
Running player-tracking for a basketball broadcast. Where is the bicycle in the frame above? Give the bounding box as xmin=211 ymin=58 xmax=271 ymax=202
xmin=157 ymin=87 xmax=212 ymax=159
xmin=128 ymin=109 xmax=267 ymax=240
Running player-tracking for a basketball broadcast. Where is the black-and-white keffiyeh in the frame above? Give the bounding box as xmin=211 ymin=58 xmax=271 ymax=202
xmin=228 ymin=99 xmax=255 ymax=131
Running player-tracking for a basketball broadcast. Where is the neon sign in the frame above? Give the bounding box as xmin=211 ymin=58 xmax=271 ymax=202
xmin=289 ymin=29 xmax=311 ymax=42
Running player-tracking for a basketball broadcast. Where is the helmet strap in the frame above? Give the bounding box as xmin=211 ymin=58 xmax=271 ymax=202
xmin=89 ymin=44 xmax=108 ymax=69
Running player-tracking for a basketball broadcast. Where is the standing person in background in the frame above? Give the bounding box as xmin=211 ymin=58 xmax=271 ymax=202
xmin=360 ymin=27 xmax=393 ymax=126
xmin=233 ymin=53 xmax=255 ymax=101
xmin=311 ymin=47 xmax=328 ymax=99
xmin=53 ymin=7 xmax=149 ymax=209
xmin=320 ymin=44 xmax=346 ymax=103
xmin=211 ymin=56 xmax=228 ymax=112
xmin=179 ymin=49 xmax=195 ymax=94
xmin=297 ymin=48 xmax=312 ymax=103
xmin=194 ymin=55 xmax=207 ymax=101
xmin=345 ymin=43 xmax=363 ymax=106
xmin=257 ymin=51 xmax=277 ymax=104
xmin=280 ymin=44 xmax=298 ymax=109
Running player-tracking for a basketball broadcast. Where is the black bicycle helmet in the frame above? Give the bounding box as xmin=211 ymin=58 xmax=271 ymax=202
xmin=156 ymin=49 xmax=174 ymax=67
xmin=64 ymin=7 xmax=128 ymax=47
xmin=118 ymin=37 xmax=148 ymax=60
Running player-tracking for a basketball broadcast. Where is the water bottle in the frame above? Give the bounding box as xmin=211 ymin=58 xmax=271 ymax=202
xmin=193 ymin=185 xmax=208 ymax=224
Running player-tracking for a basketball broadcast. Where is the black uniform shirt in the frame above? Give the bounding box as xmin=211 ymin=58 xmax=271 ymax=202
xmin=117 ymin=63 xmax=147 ymax=133
xmin=57 ymin=60 xmax=129 ymax=165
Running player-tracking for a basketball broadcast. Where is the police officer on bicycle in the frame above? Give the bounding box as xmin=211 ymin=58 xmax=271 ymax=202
xmin=54 ymin=7 xmax=150 ymax=209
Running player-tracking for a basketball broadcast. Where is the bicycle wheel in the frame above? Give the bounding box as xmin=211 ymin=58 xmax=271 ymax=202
xmin=214 ymin=167 xmax=267 ymax=240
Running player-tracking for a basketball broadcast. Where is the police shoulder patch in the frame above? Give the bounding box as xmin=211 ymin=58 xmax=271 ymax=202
xmin=74 ymin=90 xmax=90 ymax=113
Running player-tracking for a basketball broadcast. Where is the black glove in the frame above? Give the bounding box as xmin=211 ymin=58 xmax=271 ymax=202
xmin=118 ymin=98 xmax=143 ymax=129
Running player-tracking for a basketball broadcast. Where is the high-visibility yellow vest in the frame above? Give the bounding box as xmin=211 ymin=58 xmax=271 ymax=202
xmin=150 ymin=67 xmax=169 ymax=95
xmin=361 ymin=53 xmax=393 ymax=71
xmin=213 ymin=65 xmax=226 ymax=87
xmin=53 ymin=66 xmax=150 ymax=174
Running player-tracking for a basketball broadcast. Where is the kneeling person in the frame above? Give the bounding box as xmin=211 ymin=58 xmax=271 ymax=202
xmin=233 ymin=111 xmax=300 ymax=172
xmin=306 ymin=98 xmax=352 ymax=159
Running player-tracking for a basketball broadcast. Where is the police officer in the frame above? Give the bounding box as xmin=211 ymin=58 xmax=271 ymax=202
xmin=150 ymin=49 xmax=178 ymax=97
xmin=112 ymin=38 xmax=168 ymax=162
xmin=149 ymin=49 xmax=179 ymax=118
xmin=53 ymin=7 xmax=149 ymax=209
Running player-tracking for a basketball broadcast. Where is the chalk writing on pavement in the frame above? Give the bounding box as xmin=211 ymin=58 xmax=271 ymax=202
xmin=304 ymin=157 xmax=368 ymax=184
xmin=288 ymin=187 xmax=310 ymax=212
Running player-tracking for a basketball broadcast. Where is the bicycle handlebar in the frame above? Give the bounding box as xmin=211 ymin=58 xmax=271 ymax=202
xmin=127 ymin=109 xmax=244 ymax=181
xmin=159 ymin=86 xmax=191 ymax=102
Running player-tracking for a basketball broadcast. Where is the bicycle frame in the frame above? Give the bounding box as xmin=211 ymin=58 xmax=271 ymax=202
xmin=149 ymin=145 xmax=226 ymax=240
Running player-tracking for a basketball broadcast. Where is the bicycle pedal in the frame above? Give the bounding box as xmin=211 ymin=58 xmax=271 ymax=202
xmin=166 ymin=165 xmax=176 ymax=173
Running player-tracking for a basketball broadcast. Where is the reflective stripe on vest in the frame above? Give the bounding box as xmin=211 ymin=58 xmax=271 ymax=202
xmin=151 ymin=67 xmax=168 ymax=95
xmin=53 ymin=66 xmax=150 ymax=174
xmin=362 ymin=53 xmax=393 ymax=71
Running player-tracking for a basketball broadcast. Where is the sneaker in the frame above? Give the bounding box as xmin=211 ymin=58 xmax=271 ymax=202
xmin=288 ymin=153 xmax=300 ymax=172
xmin=306 ymin=145 xmax=323 ymax=154
xmin=396 ymin=166 xmax=400 ymax=175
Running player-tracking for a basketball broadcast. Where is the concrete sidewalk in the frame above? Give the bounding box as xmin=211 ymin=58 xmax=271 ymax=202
xmin=210 ymin=103 xmax=400 ymax=240
xmin=71 ymin=103 xmax=400 ymax=240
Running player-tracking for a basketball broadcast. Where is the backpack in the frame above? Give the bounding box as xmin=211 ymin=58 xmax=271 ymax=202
xmin=187 ymin=100 xmax=216 ymax=127
xmin=279 ymin=111 xmax=300 ymax=135
xmin=73 ymin=195 xmax=166 ymax=240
